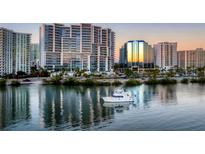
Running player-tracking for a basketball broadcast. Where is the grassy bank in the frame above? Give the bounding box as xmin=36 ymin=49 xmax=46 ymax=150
xmin=0 ymin=79 xmax=7 ymax=86
xmin=10 ymin=80 xmax=21 ymax=86
xmin=125 ymin=79 xmax=141 ymax=86
xmin=181 ymin=78 xmax=189 ymax=84
xmin=145 ymin=78 xmax=177 ymax=85
xmin=44 ymin=77 xmax=123 ymax=87
xmin=190 ymin=78 xmax=205 ymax=83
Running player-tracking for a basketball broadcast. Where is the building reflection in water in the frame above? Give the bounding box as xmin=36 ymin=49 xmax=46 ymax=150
xmin=39 ymin=86 xmax=115 ymax=130
xmin=0 ymin=84 xmax=179 ymax=130
xmin=156 ymin=85 xmax=177 ymax=104
xmin=128 ymin=84 xmax=177 ymax=108
xmin=0 ymin=87 xmax=30 ymax=129
xmin=129 ymin=85 xmax=154 ymax=109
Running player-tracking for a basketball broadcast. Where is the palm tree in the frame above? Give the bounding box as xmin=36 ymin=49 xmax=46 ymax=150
xmin=113 ymin=63 xmax=120 ymax=73
xmin=124 ymin=68 xmax=134 ymax=77
xmin=196 ymin=67 xmax=204 ymax=77
xmin=165 ymin=69 xmax=176 ymax=78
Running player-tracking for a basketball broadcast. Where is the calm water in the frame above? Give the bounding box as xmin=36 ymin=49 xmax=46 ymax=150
xmin=1 ymin=83 xmax=205 ymax=131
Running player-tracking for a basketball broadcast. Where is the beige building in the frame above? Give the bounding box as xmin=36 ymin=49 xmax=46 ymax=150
xmin=177 ymin=48 xmax=205 ymax=69
xmin=40 ymin=23 xmax=115 ymax=72
xmin=154 ymin=42 xmax=177 ymax=69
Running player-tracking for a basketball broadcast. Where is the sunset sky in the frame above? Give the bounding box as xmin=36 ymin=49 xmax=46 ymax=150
xmin=1 ymin=23 xmax=205 ymax=61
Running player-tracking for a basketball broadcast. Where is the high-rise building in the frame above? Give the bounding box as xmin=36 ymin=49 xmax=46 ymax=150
xmin=14 ymin=33 xmax=31 ymax=74
xmin=119 ymin=46 xmax=125 ymax=65
xmin=0 ymin=28 xmax=31 ymax=76
xmin=0 ymin=28 xmax=14 ymax=75
xmin=31 ymin=43 xmax=40 ymax=67
xmin=40 ymin=24 xmax=61 ymax=71
xmin=119 ymin=40 xmax=154 ymax=68
xmin=40 ymin=23 xmax=115 ymax=72
xmin=177 ymin=48 xmax=205 ymax=69
xmin=154 ymin=42 xmax=177 ymax=69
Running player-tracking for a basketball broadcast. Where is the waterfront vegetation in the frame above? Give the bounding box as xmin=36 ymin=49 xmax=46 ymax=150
xmin=63 ymin=78 xmax=80 ymax=86
xmin=145 ymin=78 xmax=177 ymax=85
xmin=0 ymin=79 xmax=7 ymax=86
xmin=181 ymin=78 xmax=189 ymax=84
xmin=190 ymin=78 xmax=205 ymax=83
xmin=112 ymin=80 xmax=123 ymax=86
xmin=125 ymin=79 xmax=141 ymax=86
xmin=10 ymin=80 xmax=21 ymax=86
xmin=3 ymin=66 xmax=205 ymax=86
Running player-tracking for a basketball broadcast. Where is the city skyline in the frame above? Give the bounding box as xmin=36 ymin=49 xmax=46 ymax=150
xmin=1 ymin=23 xmax=205 ymax=62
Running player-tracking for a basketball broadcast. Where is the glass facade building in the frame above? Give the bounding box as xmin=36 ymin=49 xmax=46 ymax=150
xmin=31 ymin=43 xmax=40 ymax=67
xmin=120 ymin=40 xmax=154 ymax=68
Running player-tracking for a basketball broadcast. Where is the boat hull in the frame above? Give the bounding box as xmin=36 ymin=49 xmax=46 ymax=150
xmin=103 ymin=102 xmax=130 ymax=108
xmin=102 ymin=97 xmax=134 ymax=103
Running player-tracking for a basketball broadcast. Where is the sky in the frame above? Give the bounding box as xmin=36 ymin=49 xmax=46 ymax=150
xmin=1 ymin=23 xmax=205 ymax=61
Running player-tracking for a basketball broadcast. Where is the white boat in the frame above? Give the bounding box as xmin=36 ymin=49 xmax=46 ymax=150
xmin=102 ymin=89 xmax=134 ymax=103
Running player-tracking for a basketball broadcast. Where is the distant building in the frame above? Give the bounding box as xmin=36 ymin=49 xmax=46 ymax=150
xmin=119 ymin=46 xmax=125 ymax=66
xmin=0 ymin=28 xmax=31 ymax=76
xmin=40 ymin=23 xmax=115 ymax=72
xmin=154 ymin=42 xmax=177 ymax=69
xmin=119 ymin=40 xmax=154 ymax=68
xmin=177 ymin=48 xmax=205 ymax=69
xmin=31 ymin=44 xmax=40 ymax=68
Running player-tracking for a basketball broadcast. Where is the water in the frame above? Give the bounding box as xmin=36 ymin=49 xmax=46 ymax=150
xmin=1 ymin=83 xmax=205 ymax=131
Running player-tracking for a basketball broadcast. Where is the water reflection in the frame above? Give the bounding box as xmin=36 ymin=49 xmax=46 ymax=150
xmin=0 ymin=84 xmax=180 ymax=130
xmin=150 ymin=85 xmax=178 ymax=104
xmin=0 ymin=87 xmax=30 ymax=129
xmin=38 ymin=86 xmax=115 ymax=130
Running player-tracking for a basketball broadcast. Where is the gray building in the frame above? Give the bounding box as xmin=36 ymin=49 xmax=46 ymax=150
xmin=31 ymin=43 xmax=40 ymax=67
xmin=0 ymin=28 xmax=31 ymax=76
xmin=119 ymin=46 xmax=125 ymax=66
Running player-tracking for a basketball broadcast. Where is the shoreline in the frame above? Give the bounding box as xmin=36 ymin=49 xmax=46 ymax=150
xmin=1 ymin=76 xmax=205 ymax=86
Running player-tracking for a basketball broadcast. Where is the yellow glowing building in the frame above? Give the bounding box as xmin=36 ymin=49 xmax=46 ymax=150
xmin=120 ymin=40 xmax=154 ymax=68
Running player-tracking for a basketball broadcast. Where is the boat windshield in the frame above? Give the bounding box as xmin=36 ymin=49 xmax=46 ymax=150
xmin=112 ymin=95 xmax=124 ymax=98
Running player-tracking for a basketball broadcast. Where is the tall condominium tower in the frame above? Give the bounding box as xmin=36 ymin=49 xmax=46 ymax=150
xmin=154 ymin=42 xmax=177 ymax=68
xmin=14 ymin=33 xmax=31 ymax=74
xmin=119 ymin=40 xmax=154 ymax=68
xmin=0 ymin=28 xmax=14 ymax=75
xmin=40 ymin=23 xmax=115 ymax=72
xmin=177 ymin=48 xmax=205 ymax=69
xmin=0 ymin=28 xmax=31 ymax=76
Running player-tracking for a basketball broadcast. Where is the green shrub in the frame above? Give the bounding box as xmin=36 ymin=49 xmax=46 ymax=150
xmin=63 ymin=78 xmax=80 ymax=86
xmin=145 ymin=78 xmax=177 ymax=85
xmin=0 ymin=79 xmax=7 ymax=86
xmin=81 ymin=79 xmax=95 ymax=86
xmin=10 ymin=80 xmax=21 ymax=86
xmin=190 ymin=78 xmax=205 ymax=83
xmin=181 ymin=78 xmax=189 ymax=84
xmin=125 ymin=79 xmax=141 ymax=86
xmin=145 ymin=79 xmax=159 ymax=85
xmin=50 ymin=75 xmax=62 ymax=85
xmin=159 ymin=78 xmax=177 ymax=84
xmin=95 ymin=81 xmax=111 ymax=86
xmin=112 ymin=80 xmax=123 ymax=86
